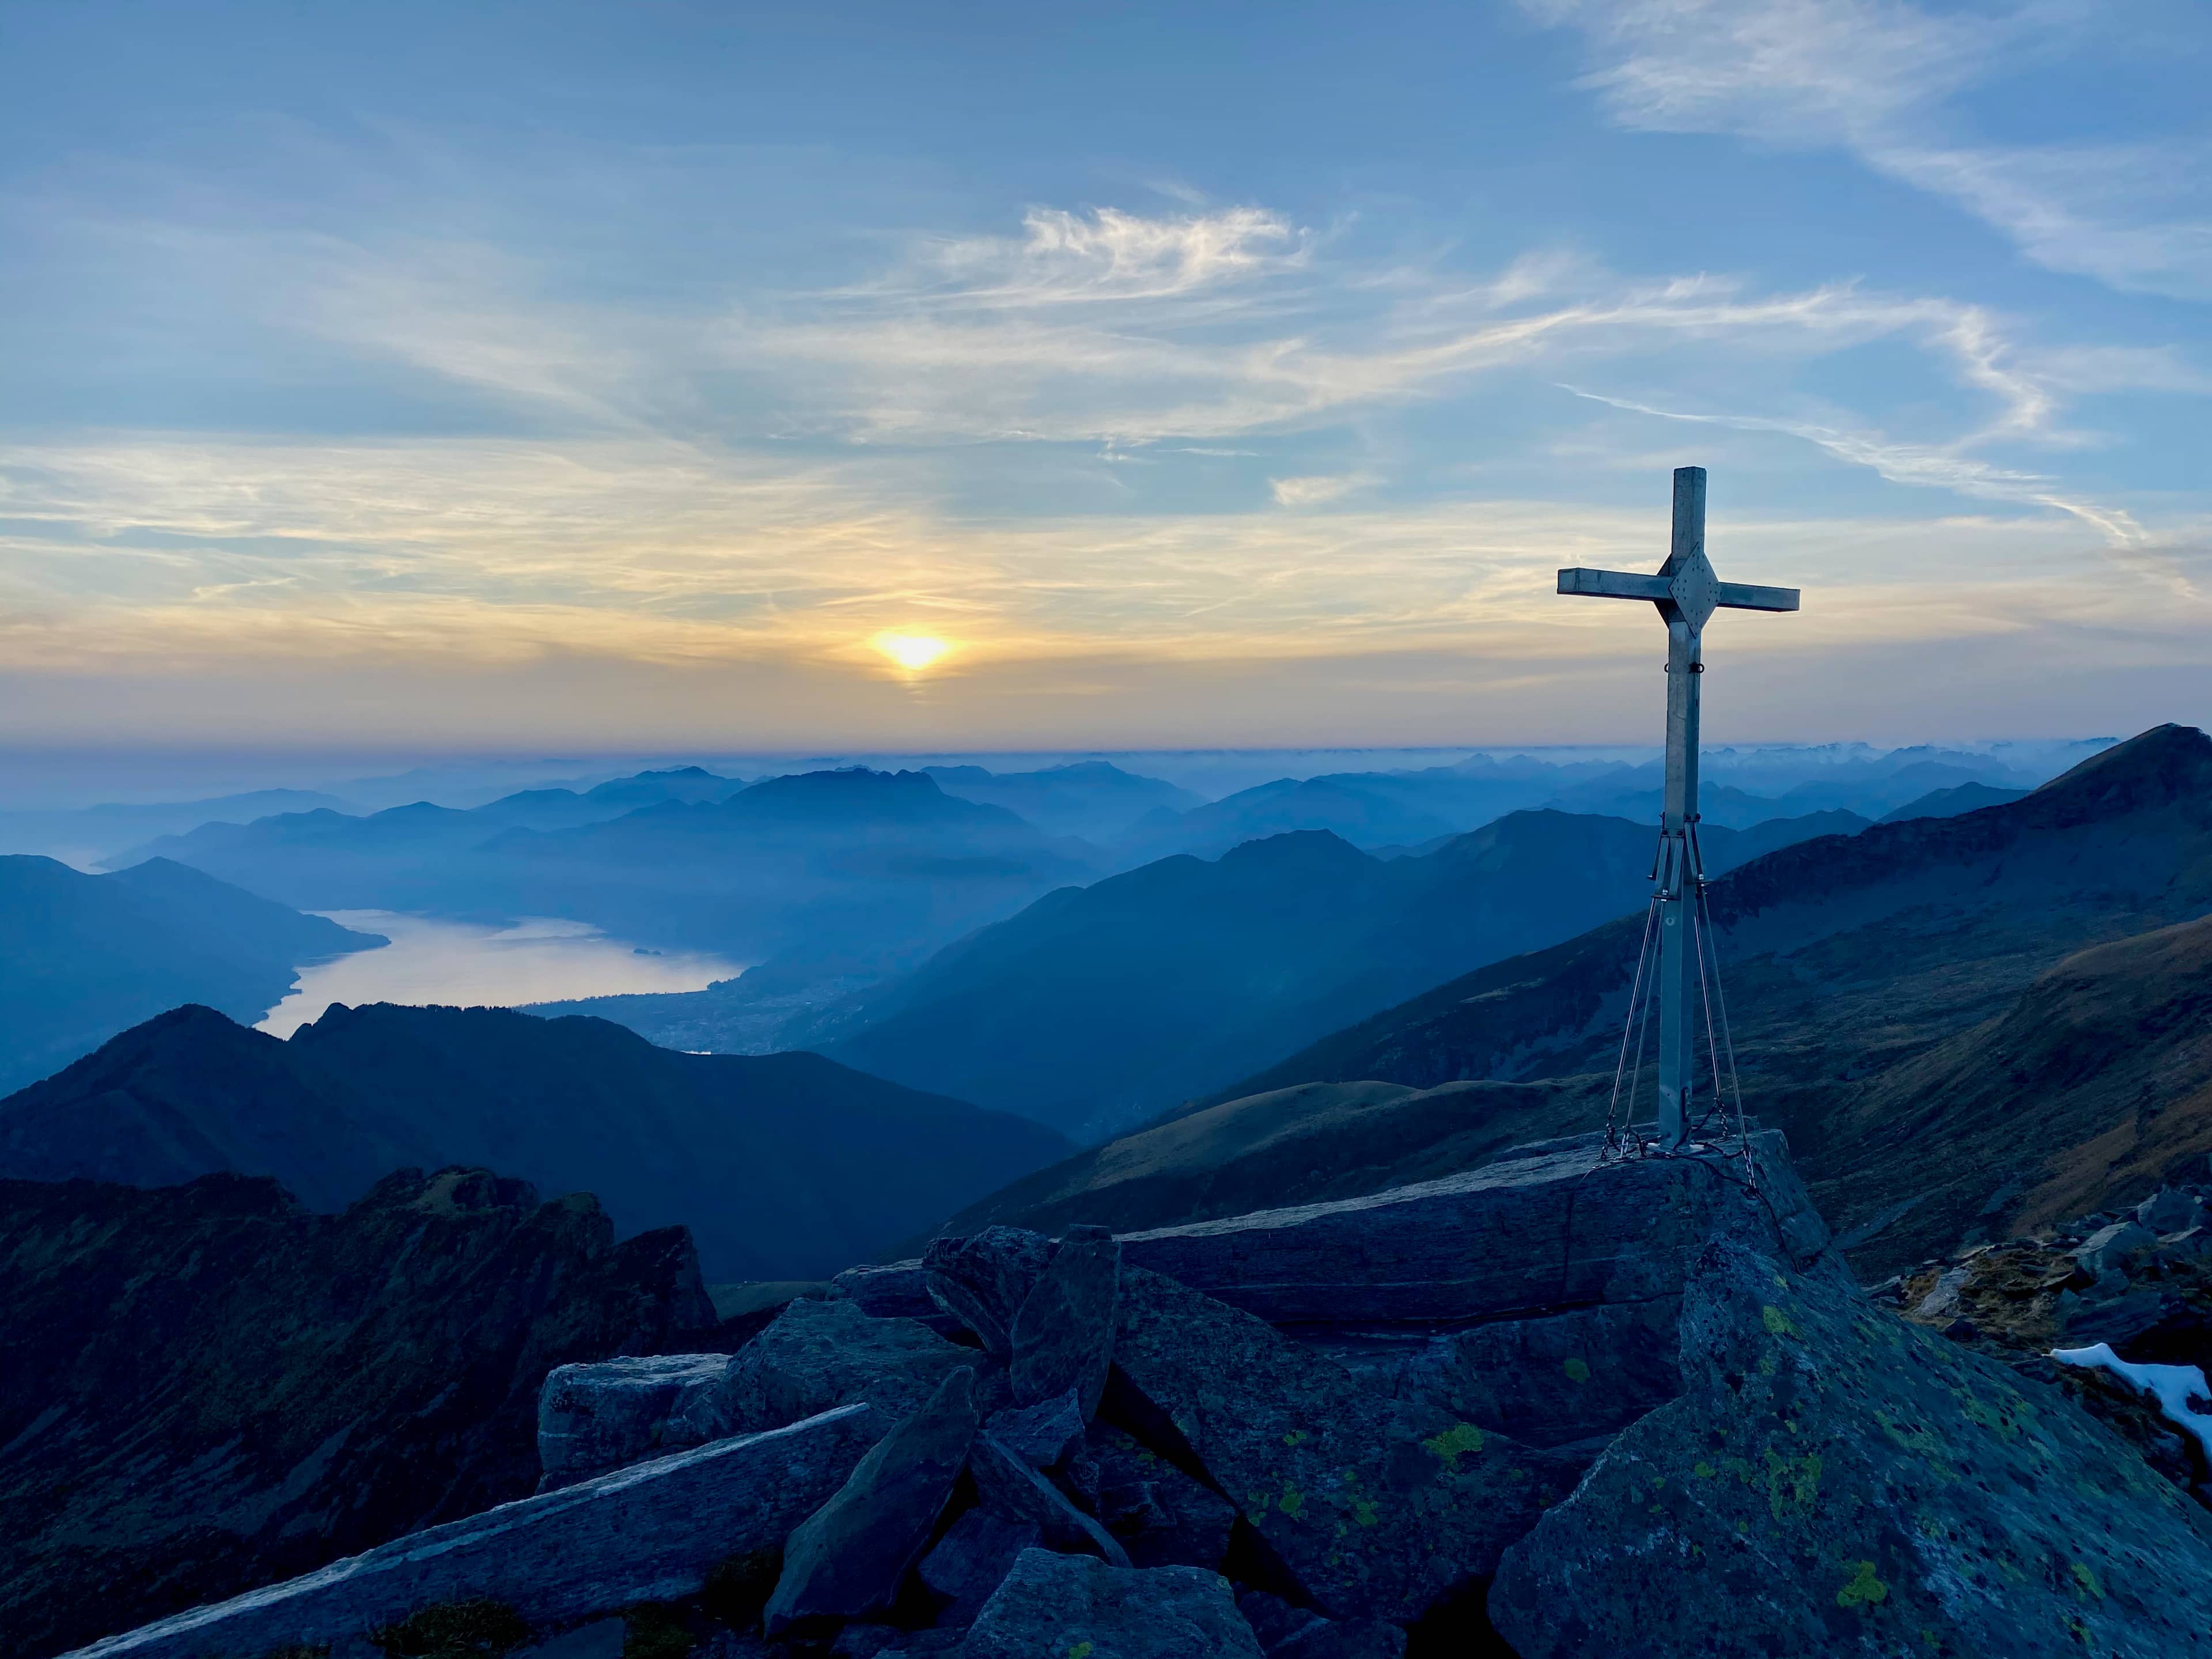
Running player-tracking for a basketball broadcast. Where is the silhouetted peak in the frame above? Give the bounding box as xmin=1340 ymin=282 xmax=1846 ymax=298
xmin=2029 ymin=724 xmax=2212 ymax=818
xmin=1218 ymin=828 xmax=1372 ymax=871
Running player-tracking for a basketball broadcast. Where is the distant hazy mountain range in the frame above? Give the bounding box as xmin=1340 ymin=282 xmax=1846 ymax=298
xmin=0 ymin=856 xmax=381 ymax=1097
xmin=0 ymin=789 xmax=355 ymax=865
xmin=791 ymin=807 xmax=1864 ymax=1141
xmin=0 ymin=1001 xmax=1068 ymax=1279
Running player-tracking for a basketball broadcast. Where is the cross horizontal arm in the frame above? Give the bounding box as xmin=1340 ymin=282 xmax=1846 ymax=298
xmin=1715 ymin=581 xmax=1799 ymax=612
xmin=1557 ymin=567 xmax=1672 ymax=601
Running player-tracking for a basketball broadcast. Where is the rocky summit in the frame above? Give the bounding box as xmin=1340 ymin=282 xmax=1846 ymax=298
xmin=47 ymin=1128 xmax=2212 ymax=1659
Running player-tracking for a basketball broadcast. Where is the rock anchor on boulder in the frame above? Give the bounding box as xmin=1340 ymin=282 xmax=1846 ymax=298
xmin=676 ymin=1297 xmax=993 ymax=1445
xmin=960 ymin=1548 xmax=1264 ymax=1659
xmin=1107 ymin=1264 xmax=1576 ymax=1624
xmin=764 ymin=1368 xmax=981 ymax=1636
xmin=1009 ymin=1224 xmax=1120 ymax=1419
xmin=1488 ymin=1236 xmax=2212 ymax=1657
xmin=923 ymin=1227 xmax=1055 ymax=1359
xmin=969 ymin=1432 xmax=1132 ymax=1566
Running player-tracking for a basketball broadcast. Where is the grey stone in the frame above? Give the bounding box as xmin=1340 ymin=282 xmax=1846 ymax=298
xmin=1118 ymin=1130 xmax=1828 ymax=1327
xmin=960 ymin=1549 xmax=1263 ymax=1659
xmin=2137 ymin=1187 xmax=2206 ymax=1234
xmin=830 ymin=1258 xmax=944 ymax=1324
xmin=1332 ymin=1297 xmax=1681 ymax=1452
xmin=1010 ymin=1226 xmax=1119 ymax=1419
xmin=916 ymin=1508 xmax=1039 ymax=1622
xmin=2162 ymin=1225 xmax=2212 ymax=1259
xmin=922 ymin=1227 xmax=1054 ymax=1359
xmin=1090 ymin=1423 xmax=1236 ymax=1571
xmin=1236 ymin=1590 xmax=1407 ymax=1658
xmin=1488 ymin=1237 xmax=2212 ymax=1657
xmin=62 ymin=1406 xmax=885 ymax=1659
xmin=675 ymin=1297 xmax=994 ymax=1445
xmin=764 ymin=1368 xmax=980 ymax=1636
xmin=830 ymin=1624 xmax=902 ymax=1657
xmin=969 ymin=1432 xmax=1131 ymax=1566
xmin=2074 ymin=1219 xmax=2158 ymax=1282
xmin=1108 ymin=1265 xmax=1576 ymax=1623
xmin=536 ymin=1353 xmax=729 ymax=1490
xmin=984 ymin=1388 xmax=1085 ymax=1469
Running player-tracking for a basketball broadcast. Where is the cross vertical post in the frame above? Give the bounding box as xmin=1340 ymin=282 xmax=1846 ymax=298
xmin=1556 ymin=466 xmax=1800 ymax=1150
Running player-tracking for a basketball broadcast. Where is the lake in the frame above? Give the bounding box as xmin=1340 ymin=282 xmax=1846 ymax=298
xmin=259 ymin=911 xmax=747 ymax=1037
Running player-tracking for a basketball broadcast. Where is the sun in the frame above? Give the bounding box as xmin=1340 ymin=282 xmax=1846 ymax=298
xmin=873 ymin=632 xmax=950 ymax=672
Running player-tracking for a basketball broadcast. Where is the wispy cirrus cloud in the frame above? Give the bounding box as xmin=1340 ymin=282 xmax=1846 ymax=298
xmin=1521 ymin=0 xmax=2212 ymax=301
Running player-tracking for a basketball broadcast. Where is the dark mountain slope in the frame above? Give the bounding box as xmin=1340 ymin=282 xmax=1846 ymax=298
xmin=0 ymin=1167 xmax=717 ymax=1659
xmin=1879 ymin=780 xmax=2029 ymax=822
xmin=817 ymin=808 xmax=1858 ymax=1141
xmin=0 ymin=1002 xmax=1069 ymax=1279
xmin=0 ymin=855 xmax=380 ymax=1096
xmin=1207 ymin=723 xmax=2212 ymax=1271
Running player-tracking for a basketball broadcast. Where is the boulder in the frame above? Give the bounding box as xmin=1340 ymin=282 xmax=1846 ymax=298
xmin=2137 ymin=1188 xmax=2206 ymax=1235
xmin=1090 ymin=1423 xmax=1237 ymax=1571
xmin=922 ymin=1227 xmax=1054 ymax=1358
xmin=1107 ymin=1266 xmax=1577 ymax=1623
xmin=969 ymin=1432 xmax=1132 ymax=1566
xmin=675 ymin=1297 xmax=993 ymax=1444
xmin=960 ymin=1549 xmax=1263 ymax=1659
xmin=536 ymin=1354 xmax=729 ymax=1490
xmin=1117 ymin=1131 xmax=1827 ymax=1326
xmin=985 ymin=1388 xmax=1085 ymax=1469
xmin=62 ymin=1406 xmax=886 ymax=1659
xmin=1488 ymin=1237 xmax=2212 ymax=1657
xmin=829 ymin=1259 xmax=943 ymax=1325
xmin=1010 ymin=1224 xmax=1120 ymax=1418
xmin=915 ymin=1509 xmax=1039 ymax=1622
xmin=1236 ymin=1590 xmax=1407 ymax=1658
xmin=764 ymin=1368 xmax=980 ymax=1635
xmin=2074 ymin=1219 xmax=2158 ymax=1283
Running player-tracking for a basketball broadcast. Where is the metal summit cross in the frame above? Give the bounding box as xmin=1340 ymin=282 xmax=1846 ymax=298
xmin=1557 ymin=466 xmax=1801 ymax=1152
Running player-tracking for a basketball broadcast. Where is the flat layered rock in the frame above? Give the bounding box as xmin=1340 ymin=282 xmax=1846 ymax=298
xmin=1119 ymin=1131 xmax=1827 ymax=1327
xmin=1107 ymin=1266 xmax=1578 ymax=1623
xmin=63 ymin=1406 xmax=886 ymax=1659
xmin=537 ymin=1354 xmax=729 ymax=1490
xmin=1489 ymin=1237 xmax=2212 ymax=1657
xmin=961 ymin=1550 xmax=1262 ymax=1659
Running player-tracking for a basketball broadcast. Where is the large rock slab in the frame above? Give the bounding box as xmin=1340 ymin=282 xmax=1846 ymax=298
xmin=1335 ymin=1297 xmax=1681 ymax=1452
xmin=62 ymin=1406 xmax=887 ymax=1659
xmin=916 ymin=1509 xmax=1038 ymax=1623
xmin=1107 ymin=1266 xmax=1577 ymax=1623
xmin=1236 ymin=1589 xmax=1406 ymax=1658
xmin=1118 ymin=1131 xmax=1827 ymax=1327
xmin=960 ymin=1549 xmax=1263 ymax=1659
xmin=765 ymin=1369 xmax=979 ymax=1635
xmin=1010 ymin=1224 xmax=1119 ymax=1417
xmin=1489 ymin=1237 xmax=2212 ymax=1657
xmin=922 ymin=1226 xmax=1054 ymax=1358
xmin=536 ymin=1354 xmax=729 ymax=1490
xmin=675 ymin=1297 xmax=991 ymax=1443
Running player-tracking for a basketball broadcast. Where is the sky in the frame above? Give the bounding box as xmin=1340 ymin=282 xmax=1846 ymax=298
xmin=2 ymin=0 xmax=2209 ymax=752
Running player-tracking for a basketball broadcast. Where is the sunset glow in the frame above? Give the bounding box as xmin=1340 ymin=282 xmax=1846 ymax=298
xmin=875 ymin=634 xmax=951 ymax=673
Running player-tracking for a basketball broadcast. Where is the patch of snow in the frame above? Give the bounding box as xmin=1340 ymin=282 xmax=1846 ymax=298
xmin=2052 ymin=1342 xmax=2212 ymax=1459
